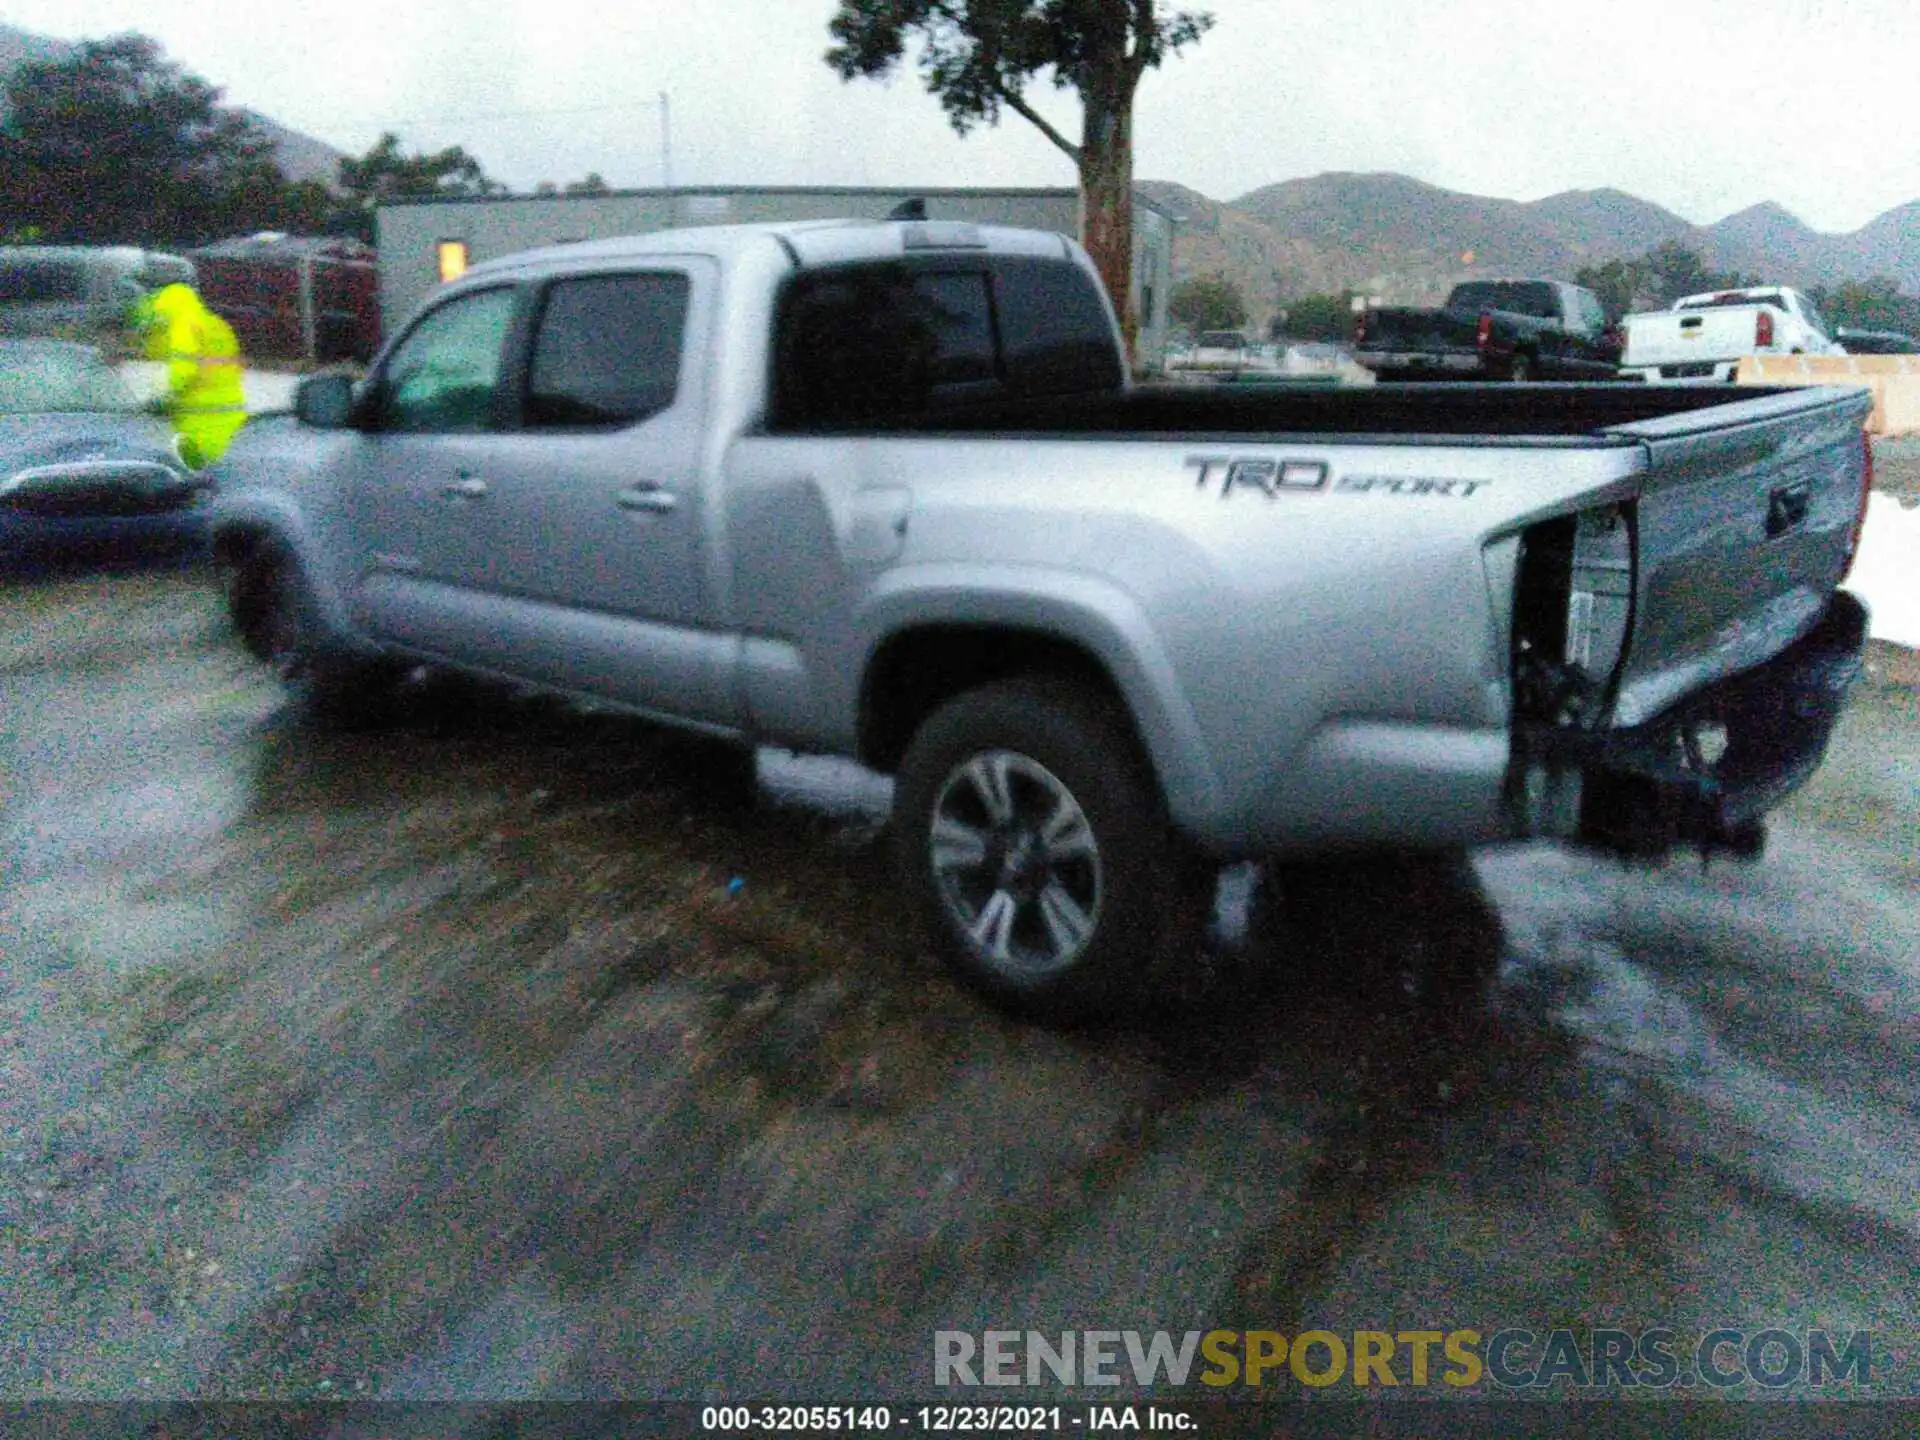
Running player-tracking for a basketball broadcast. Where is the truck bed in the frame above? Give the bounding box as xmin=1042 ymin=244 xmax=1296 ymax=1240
xmin=774 ymin=379 xmax=1874 ymax=738
xmin=786 ymin=380 xmax=1841 ymax=440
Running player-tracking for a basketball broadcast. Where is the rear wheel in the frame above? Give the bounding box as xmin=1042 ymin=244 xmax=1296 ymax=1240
xmin=892 ymin=677 xmax=1202 ymax=1019
xmin=1506 ymin=352 xmax=1534 ymax=382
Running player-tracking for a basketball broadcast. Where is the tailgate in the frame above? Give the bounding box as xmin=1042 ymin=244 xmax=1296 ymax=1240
xmin=1364 ymin=308 xmax=1473 ymax=352
xmin=1601 ymin=385 xmax=1872 ymax=725
xmin=1624 ymin=309 xmax=1752 ymax=366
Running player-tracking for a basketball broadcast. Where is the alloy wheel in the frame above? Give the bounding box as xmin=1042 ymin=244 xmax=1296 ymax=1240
xmin=927 ymin=748 xmax=1104 ymax=979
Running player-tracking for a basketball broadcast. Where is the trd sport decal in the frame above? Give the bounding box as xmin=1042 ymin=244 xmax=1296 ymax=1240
xmin=1185 ymin=455 xmax=1490 ymax=499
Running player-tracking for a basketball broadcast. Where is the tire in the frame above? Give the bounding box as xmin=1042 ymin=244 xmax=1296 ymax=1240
xmin=1506 ymin=352 xmax=1534 ymax=382
xmin=891 ymin=677 xmax=1195 ymax=1019
xmin=232 ymin=550 xmax=404 ymax=728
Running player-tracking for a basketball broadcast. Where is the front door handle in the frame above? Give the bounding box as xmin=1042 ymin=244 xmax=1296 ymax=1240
xmin=616 ymin=484 xmax=676 ymax=514
xmin=440 ymin=476 xmax=489 ymax=499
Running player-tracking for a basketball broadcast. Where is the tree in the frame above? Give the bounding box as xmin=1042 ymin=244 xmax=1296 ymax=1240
xmin=1572 ymin=257 xmax=1645 ymax=323
xmin=1809 ymin=276 xmax=1920 ymax=337
xmin=0 ymin=33 xmax=298 ymax=248
xmin=1576 ymin=243 xmax=1764 ymax=319
xmin=330 ymin=131 xmax=504 ymax=242
xmin=825 ymin=1 xmax=1212 ymax=356
xmin=1169 ymin=274 xmax=1245 ymax=334
xmin=564 ymin=172 xmax=611 ymax=196
xmin=1275 ymin=290 xmax=1358 ymax=343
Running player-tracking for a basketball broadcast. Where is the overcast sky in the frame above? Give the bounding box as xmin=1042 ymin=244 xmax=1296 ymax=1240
xmin=7 ymin=0 xmax=1916 ymax=233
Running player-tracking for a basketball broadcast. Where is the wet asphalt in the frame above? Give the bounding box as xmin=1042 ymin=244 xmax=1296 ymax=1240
xmin=0 ymin=565 xmax=1915 ymax=1415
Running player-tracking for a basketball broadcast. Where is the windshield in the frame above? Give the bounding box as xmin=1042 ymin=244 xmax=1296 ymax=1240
xmin=0 ymin=341 xmax=137 ymax=414
xmin=0 ymin=258 xmax=89 ymax=304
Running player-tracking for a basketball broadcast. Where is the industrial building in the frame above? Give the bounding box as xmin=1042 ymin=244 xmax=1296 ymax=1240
xmin=375 ymin=185 xmax=1176 ymax=369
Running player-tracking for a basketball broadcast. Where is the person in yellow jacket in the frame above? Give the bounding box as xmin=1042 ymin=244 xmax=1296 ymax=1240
xmin=134 ymin=283 xmax=247 ymax=469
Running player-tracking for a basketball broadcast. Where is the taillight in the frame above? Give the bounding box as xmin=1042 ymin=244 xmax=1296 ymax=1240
xmin=1476 ymin=312 xmax=1493 ymax=349
xmin=1841 ymin=429 xmax=1872 ymax=582
xmin=1355 ymin=313 xmax=1367 ymax=344
xmin=1756 ymin=310 xmax=1774 ymax=347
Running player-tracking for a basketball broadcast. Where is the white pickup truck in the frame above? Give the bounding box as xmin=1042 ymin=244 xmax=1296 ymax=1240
xmin=1620 ymin=286 xmax=1844 ymax=383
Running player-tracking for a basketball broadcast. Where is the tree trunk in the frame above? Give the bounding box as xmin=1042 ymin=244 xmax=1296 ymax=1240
xmin=1079 ymin=61 xmax=1138 ymax=362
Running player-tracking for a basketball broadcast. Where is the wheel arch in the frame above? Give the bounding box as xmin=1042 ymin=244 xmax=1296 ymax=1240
xmin=208 ymin=502 xmax=374 ymax=662
xmin=852 ymin=574 xmax=1228 ymax=843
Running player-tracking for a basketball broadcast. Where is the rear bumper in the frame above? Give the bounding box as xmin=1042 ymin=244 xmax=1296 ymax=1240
xmin=1619 ymin=361 xmax=1741 ymax=383
xmin=1517 ymin=590 xmax=1868 ymax=857
xmin=1355 ymin=349 xmax=1486 ymax=377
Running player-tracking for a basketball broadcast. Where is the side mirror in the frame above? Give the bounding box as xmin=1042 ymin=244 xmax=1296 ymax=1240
xmin=295 ymin=373 xmax=359 ymax=429
xmin=0 ymin=459 xmax=203 ymax=517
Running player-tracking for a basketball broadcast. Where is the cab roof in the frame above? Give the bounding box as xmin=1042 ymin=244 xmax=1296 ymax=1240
xmin=459 ymin=217 xmax=1078 ymax=282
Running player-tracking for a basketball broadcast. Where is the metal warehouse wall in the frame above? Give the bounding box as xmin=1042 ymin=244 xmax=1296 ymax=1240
xmin=376 ymin=187 xmax=1173 ymax=368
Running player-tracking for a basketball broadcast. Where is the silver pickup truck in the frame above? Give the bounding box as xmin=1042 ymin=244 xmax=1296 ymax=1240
xmin=206 ymin=217 xmax=1873 ymax=1017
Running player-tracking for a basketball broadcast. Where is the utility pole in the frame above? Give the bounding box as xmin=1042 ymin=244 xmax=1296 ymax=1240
xmin=660 ymin=92 xmax=674 ymax=227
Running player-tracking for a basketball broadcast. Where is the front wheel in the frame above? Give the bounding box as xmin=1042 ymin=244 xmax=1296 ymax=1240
xmin=892 ymin=678 xmax=1195 ymax=1019
xmin=229 ymin=551 xmax=405 ymax=727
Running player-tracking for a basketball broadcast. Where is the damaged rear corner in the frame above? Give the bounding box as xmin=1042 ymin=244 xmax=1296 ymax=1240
xmin=1499 ymin=500 xmax=1867 ymax=860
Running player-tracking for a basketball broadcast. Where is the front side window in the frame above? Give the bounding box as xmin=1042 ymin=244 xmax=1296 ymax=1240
xmin=525 ymin=272 xmax=690 ymax=428
xmin=379 ymin=287 xmax=515 ymax=433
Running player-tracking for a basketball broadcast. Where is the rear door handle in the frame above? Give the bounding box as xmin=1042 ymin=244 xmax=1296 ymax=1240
xmin=616 ymin=483 xmax=676 ymax=514
xmin=440 ymin=476 xmax=489 ymax=499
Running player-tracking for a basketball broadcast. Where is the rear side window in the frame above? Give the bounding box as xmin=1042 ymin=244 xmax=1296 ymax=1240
xmin=525 ymin=272 xmax=689 ymax=427
xmin=771 ymin=256 xmax=1118 ymax=428
xmin=996 ymin=258 xmax=1125 ymax=395
xmin=772 ymin=265 xmax=996 ymax=427
xmin=0 ymin=261 xmax=88 ymax=305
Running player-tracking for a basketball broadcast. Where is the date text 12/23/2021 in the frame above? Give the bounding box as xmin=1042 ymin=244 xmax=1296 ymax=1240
xmin=700 ymin=1406 xmax=1198 ymax=1432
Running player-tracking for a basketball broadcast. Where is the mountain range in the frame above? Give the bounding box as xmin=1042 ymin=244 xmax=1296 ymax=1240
xmin=3 ymin=17 xmax=1915 ymax=315
xmin=1140 ymin=173 xmax=1920 ymax=322
xmin=0 ymin=21 xmax=343 ymax=187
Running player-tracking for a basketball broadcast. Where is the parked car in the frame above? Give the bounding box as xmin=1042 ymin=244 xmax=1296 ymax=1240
xmin=1173 ymin=329 xmax=1251 ymax=372
xmin=0 ymin=339 xmax=210 ymax=570
xmin=0 ymin=246 xmax=196 ymax=343
xmin=1620 ymin=286 xmax=1843 ymax=382
xmin=207 ymin=218 xmax=1871 ymax=1019
xmin=1835 ymin=327 xmax=1920 ymax=356
xmin=1354 ymin=279 xmax=1622 ymax=381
